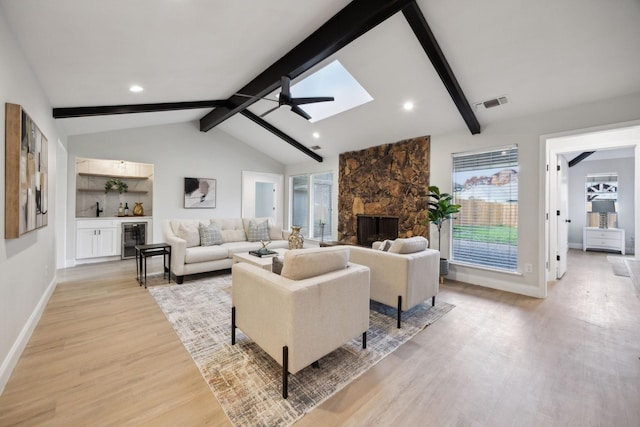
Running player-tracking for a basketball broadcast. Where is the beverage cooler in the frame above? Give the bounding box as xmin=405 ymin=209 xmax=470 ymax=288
xmin=122 ymin=222 xmax=147 ymax=259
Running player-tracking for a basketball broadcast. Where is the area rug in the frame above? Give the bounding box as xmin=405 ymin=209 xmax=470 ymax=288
xmin=148 ymin=274 xmax=454 ymax=427
xmin=607 ymin=255 xmax=631 ymax=277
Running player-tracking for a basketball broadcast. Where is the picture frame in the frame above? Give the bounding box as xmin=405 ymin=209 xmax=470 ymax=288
xmin=184 ymin=177 xmax=216 ymax=209
xmin=5 ymin=103 xmax=48 ymax=238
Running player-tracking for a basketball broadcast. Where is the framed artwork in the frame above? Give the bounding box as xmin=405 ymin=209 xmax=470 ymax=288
xmin=184 ymin=177 xmax=216 ymax=208
xmin=5 ymin=103 xmax=48 ymax=239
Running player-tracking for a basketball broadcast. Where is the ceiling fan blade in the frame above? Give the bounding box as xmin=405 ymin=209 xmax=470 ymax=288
xmin=290 ymin=96 xmax=335 ymax=105
xmin=280 ymin=76 xmax=291 ymax=100
xmin=259 ymin=105 xmax=281 ymax=118
xmin=290 ymin=105 xmax=311 ymax=120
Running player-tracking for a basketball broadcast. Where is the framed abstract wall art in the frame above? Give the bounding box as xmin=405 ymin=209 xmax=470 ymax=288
xmin=5 ymin=103 xmax=48 ymax=239
xmin=184 ymin=177 xmax=216 ymax=208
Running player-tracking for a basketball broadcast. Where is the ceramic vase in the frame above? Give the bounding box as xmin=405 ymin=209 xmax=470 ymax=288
xmin=133 ymin=202 xmax=144 ymax=216
xmin=288 ymin=226 xmax=304 ymax=249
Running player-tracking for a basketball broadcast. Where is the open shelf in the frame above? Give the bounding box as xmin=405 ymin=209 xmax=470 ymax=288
xmin=77 ymin=188 xmax=148 ymax=194
xmin=78 ymin=172 xmax=150 ymax=180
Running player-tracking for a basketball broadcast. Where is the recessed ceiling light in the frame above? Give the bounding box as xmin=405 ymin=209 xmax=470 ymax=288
xmin=129 ymin=85 xmax=144 ymax=93
xmin=312 ymin=132 xmax=320 ymax=139
xmin=403 ymin=101 xmax=414 ymax=111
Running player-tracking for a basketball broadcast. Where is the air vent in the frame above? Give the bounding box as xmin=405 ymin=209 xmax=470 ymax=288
xmin=474 ymin=95 xmax=509 ymax=110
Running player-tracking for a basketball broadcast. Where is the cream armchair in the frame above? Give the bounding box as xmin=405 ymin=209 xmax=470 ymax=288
xmin=349 ymin=237 xmax=440 ymax=328
xmin=231 ymin=247 xmax=370 ymax=398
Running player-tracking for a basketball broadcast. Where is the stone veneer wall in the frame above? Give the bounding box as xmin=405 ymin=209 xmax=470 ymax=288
xmin=338 ymin=136 xmax=430 ymax=245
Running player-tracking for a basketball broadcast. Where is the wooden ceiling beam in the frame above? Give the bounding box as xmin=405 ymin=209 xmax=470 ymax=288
xmin=402 ymin=2 xmax=481 ymax=134
xmin=53 ymin=100 xmax=229 ymax=118
xmin=200 ymin=0 xmax=414 ymax=132
xmin=568 ymin=151 xmax=595 ymax=167
xmin=240 ymin=110 xmax=323 ymax=163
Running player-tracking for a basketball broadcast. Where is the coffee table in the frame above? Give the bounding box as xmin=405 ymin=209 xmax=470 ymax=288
xmin=232 ymin=248 xmax=287 ymax=272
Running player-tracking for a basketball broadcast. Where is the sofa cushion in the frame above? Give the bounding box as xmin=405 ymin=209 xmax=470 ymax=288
xmin=247 ymin=219 xmax=270 ymax=242
xmin=199 ymin=223 xmax=223 ymax=246
xmin=388 ymin=236 xmax=428 ymax=254
xmin=211 ymin=218 xmax=247 ymax=243
xmin=280 ymin=247 xmax=349 ymax=280
xmin=184 ymin=245 xmax=229 ymax=264
xmin=176 ymin=222 xmax=201 ymax=248
xmin=222 ymin=241 xmax=269 ymax=255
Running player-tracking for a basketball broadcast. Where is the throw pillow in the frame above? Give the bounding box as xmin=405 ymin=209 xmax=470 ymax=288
xmin=388 ymin=236 xmax=428 ymax=254
xmin=199 ymin=223 xmax=223 ymax=246
xmin=272 ymin=256 xmax=284 ymax=275
xmin=247 ymin=220 xmax=270 ymax=242
xmin=268 ymin=221 xmax=284 ymax=241
xmin=176 ymin=223 xmax=200 ymax=248
xmin=377 ymin=239 xmax=393 ymax=251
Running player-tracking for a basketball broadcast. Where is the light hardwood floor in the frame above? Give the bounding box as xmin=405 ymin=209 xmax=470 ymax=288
xmin=1 ymin=250 xmax=639 ymax=426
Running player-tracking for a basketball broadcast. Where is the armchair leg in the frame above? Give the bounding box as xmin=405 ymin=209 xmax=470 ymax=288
xmin=362 ymin=331 xmax=367 ymax=349
xmin=231 ymin=306 xmax=236 ymax=345
xmin=283 ymin=346 xmax=289 ymax=399
xmin=397 ymin=295 xmax=402 ymax=328
xmin=432 ymin=296 xmax=436 ymax=306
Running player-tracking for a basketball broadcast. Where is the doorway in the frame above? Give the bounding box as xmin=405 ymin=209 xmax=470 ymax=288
xmin=241 ymin=171 xmax=284 ymax=226
xmin=544 ymin=123 xmax=640 ymax=292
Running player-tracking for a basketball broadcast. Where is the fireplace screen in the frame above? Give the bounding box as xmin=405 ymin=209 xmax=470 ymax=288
xmin=357 ymin=215 xmax=399 ymax=246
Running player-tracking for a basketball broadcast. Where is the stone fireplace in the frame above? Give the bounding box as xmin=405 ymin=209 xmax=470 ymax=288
xmin=338 ymin=136 xmax=430 ymax=245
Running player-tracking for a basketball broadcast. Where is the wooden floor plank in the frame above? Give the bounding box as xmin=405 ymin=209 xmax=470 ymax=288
xmin=1 ymin=251 xmax=639 ymax=426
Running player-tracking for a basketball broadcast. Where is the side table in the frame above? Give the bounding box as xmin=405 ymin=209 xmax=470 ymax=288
xmin=136 ymin=243 xmax=171 ymax=288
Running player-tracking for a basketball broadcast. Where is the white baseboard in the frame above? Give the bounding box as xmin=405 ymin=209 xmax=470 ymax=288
xmin=0 ymin=274 xmax=58 ymax=394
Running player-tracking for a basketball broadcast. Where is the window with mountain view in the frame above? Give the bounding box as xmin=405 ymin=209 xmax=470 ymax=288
xmin=451 ymin=146 xmax=518 ymax=271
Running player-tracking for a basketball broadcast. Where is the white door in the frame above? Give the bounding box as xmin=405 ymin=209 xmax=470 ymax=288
xmin=557 ymin=155 xmax=569 ymax=278
xmin=241 ymin=171 xmax=284 ymax=226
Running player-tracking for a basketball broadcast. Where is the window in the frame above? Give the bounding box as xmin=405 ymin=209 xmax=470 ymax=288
xmin=290 ymin=172 xmax=333 ymax=241
xmin=451 ymin=146 xmax=518 ymax=271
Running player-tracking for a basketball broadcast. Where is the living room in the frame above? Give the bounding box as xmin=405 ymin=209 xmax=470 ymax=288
xmin=2 ymin=1 xmax=640 ymax=425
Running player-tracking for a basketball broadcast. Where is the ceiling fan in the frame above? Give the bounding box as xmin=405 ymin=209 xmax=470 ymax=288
xmin=237 ymin=76 xmax=334 ymax=120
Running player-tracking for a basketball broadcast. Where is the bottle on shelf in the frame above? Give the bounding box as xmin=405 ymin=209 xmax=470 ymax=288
xmin=124 ymin=202 xmax=129 ymax=216
xmin=118 ymin=202 xmax=124 ymax=217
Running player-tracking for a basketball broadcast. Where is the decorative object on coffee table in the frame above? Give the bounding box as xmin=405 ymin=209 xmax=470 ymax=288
xmin=288 ymin=225 xmax=304 ymax=249
xmin=133 ymin=202 xmax=144 ymax=216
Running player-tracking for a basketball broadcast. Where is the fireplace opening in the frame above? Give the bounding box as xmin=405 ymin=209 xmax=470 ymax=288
xmin=357 ymin=215 xmax=399 ymax=246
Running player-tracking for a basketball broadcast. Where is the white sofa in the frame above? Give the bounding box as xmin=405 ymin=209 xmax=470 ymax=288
xmin=349 ymin=236 xmax=440 ymax=328
xmin=162 ymin=217 xmax=290 ymax=284
xmin=231 ymin=246 xmax=370 ymax=398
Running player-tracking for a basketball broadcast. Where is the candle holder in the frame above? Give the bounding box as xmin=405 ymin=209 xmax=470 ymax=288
xmin=319 ymin=221 xmax=326 ymax=244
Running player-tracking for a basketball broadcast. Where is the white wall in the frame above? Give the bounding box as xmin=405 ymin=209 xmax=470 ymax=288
xmin=0 ymin=9 xmax=64 ymax=392
xmin=429 ymin=92 xmax=640 ymax=298
xmin=66 ymin=122 xmax=285 ymax=264
xmin=568 ymin=157 xmax=635 ymax=252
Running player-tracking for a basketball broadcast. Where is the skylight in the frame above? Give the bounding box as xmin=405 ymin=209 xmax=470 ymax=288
xmin=291 ymin=60 xmax=373 ymax=123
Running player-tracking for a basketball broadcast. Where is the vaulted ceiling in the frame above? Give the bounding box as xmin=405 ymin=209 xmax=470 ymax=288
xmin=2 ymin=0 xmax=640 ymax=164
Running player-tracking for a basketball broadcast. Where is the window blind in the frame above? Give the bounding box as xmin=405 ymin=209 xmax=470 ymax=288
xmin=451 ymin=146 xmax=518 ymax=271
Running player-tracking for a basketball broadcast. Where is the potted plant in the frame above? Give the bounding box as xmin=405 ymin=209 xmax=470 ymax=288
xmin=426 ymin=185 xmax=461 ymax=276
xmin=104 ymin=178 xmax=128 ymax=194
